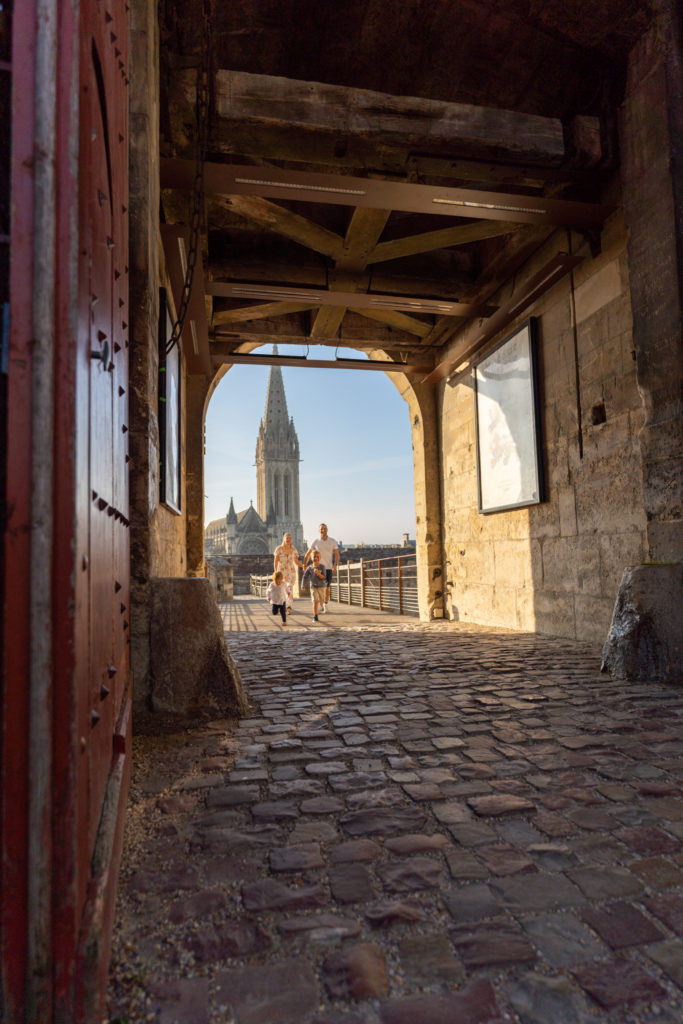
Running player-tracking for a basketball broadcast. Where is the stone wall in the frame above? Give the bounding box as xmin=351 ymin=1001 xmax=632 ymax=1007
xmin=440 ymin=219 xmax=648 ymax=643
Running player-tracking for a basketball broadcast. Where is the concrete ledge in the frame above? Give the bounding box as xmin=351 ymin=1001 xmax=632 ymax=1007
xmin=601 ymin=563 xmax=683 ymax=683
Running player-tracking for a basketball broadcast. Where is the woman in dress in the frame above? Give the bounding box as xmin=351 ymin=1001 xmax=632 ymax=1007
xmin=273 ymin=532 xmax=304 ymax=614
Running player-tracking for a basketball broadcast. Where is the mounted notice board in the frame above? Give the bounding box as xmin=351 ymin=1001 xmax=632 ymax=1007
xmin=473 ymin=318 xmax=545 ymax=514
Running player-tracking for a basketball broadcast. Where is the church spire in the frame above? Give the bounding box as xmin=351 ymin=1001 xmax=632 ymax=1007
xmin=261 ymin=345 xmax=290 ymax=433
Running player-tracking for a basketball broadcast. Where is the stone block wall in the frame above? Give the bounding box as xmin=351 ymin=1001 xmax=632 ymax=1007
xmin=441 ymin=221 xmax=648 ymax=642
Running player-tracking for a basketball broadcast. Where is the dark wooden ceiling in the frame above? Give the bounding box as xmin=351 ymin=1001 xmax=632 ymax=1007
xmin=158 ymin=0 xmax=653 ymax=376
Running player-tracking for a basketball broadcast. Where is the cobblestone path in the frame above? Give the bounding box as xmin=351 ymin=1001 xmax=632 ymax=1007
xmin=107 ymin=618 xmax=683 ymax=1024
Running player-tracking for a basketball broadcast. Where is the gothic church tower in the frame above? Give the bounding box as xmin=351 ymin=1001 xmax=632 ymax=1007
xmin=255 ymin=349 xmax=305 ymax=551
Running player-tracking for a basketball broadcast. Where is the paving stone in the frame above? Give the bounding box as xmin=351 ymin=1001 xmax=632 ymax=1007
xmin=365 ymin=899 xmax=428 ymax=927
xmin=305 ymin=761 xmax=348 ymax=775
xmin=385 ymin=833 xmax=449 ymax=855
xmin=431 ymin=800 xmax=473 ymax=825
xmin=201 ymin=855 xmax=263 ymax=884
xmin=279 ymin=913 xmax=361 ymax=942
xmin=146 ymin=977 xmax=210 ymax=1024
xmin=442 ymin=883 xmax=504 ymax=923
xmin=566 ymin=864 xmax=644 ymax=899
xmin=346 ymin=788 xmax=402 ymax=810
xmin=329 ymin=862 xmax=375 ymax=903
xmin=156 ymin=794 xmax=196 ymax=814
xmin=340 ymin=806 xmax=426 ymax=837
xmin=403 ymin=782 xmax=444 ymax=800
xmin=477 ymin=844 xmax=537 ymax=876
xmin=521 ymin=911 xmax=607 ymax=967
xmin=328 ymin=771 xmax=386 ymax=793
xmin=506 ymin=971 xmax=597 ymax=1024
xmin=647 ymin=938 xmax=683 ymax=987
xmin=444 ymin=848 xmax=488 ymax=880
xmin=330 ymin=839 xmax=381 ymax=863
xmin=629 ymin=856 xmax=683 ymax=889
xmin=448 ymin=821 xmax=498 ymax=846
xmin=230 ymin=769 xmax=268 ymax=783
xmin=619 ymin=825 xmax=681 ymax=855
xmin=289 ymin=820 xmax=339 ymax=844
xmin=376 ymin=856 xmax=443 ymax=893
xmin=215 ymin=961 xmax=319 ymax=1024
xmin=251 ymin=801 xmax=299 ymax=822
xmin=268 ymin=779 xmax=325 ymax=799
xmin=379 ymin=978 xmax=502 ymax=1024
xmin=206 ymin=784 xmax=261 ymax=807
xmin=323 ymin=942 xmax=388 ymax=999
xmin=533 ymin=811 xmax=576 ymax=838
xmin=168 ymin=889 xmax=228 ymax=924
xmin=467 ymin=793 xmax=536 ymax=817
xmin=185 ymin=920 xmax=271 ymax=963
xmin=567 ymin=807 xmax=617 ymax=831
xmin=581 ymin=900 xmax=664 ymax=948
xmin=176 ymin=773 xmax=225 ymax=791
xmin=270 ymin=843 xmax=325 ymax=872
xmin=397 ymin=930 xmax=464 ymax=984
xmin=241 ymin=878 xmax=325 ymax=912
xmin=572 ymin=959 xmax=667 ymax=1009
xmin=526 ymin=842 xmax=577 ymax=872
xmin=195 ymin=808 xmax=246 ymax=830
xmin=450 ymin=918 xmax=537 ymax=967
xmin=300 ymin=796 xmax=345 ymax=814
xmin=644 ymin=892 xmax=683 ymax=935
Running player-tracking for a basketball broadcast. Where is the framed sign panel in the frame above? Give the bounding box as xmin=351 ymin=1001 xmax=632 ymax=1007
xmin=473 ymin=318 xmax=545 ymax=514
xmin=158 ymin=288 xmax=182 ymax=513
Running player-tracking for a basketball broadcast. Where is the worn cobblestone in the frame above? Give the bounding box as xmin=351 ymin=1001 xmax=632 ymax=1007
xmin=107 ymin=600 xmax=683 ymax=1023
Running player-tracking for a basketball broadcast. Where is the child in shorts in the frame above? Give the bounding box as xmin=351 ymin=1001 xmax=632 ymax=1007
xmin=301 ymin=551 xmax=327 ymax=622
xmin=266 ymin=571 xmax=288 ymax=624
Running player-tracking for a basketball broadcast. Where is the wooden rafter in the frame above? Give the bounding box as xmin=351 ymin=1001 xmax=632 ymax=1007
xmin=210 ymin=194 xmax=345 ymax=260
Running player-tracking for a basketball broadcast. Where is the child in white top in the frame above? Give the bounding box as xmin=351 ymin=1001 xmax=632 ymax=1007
xmin=266 ymin=571 xmax=288 ymax=624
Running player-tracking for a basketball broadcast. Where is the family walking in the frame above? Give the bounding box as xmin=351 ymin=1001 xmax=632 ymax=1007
xmin=267 ymin=523 xmax=339 ymax=624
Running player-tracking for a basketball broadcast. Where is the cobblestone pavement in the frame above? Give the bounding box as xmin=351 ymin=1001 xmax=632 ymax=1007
xmin=107 ymin=602 xmax=683 ymax=1024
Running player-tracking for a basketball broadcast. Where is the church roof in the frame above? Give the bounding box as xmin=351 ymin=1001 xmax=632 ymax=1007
xmin=236 ymin=504 xmax=267 ymax=532
xmin=206 ymin=516 xmax=227 ymax=531
xmin=227 ymin=496 xmax=237 ymax=524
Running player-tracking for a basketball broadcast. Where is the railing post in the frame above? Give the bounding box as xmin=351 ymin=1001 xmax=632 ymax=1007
xmin=398 ymin=555 xmax=403 ymax=615
xmin=379 ymin=558 xmax=383 ymax=611
xmin=360 ymin=558 xmax=365 ymax=607
xmin=346 ymin=563 xmax=351 ymax=604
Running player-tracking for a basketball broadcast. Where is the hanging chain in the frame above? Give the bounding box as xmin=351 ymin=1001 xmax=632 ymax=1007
xmin=166 ymin=0 xmax=211 ymax=354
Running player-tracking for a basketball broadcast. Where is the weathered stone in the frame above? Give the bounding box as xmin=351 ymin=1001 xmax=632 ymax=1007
xmin=206 ymin=785 xmax=260 ymax=807
xmin=340 ymin=806 xmax=426 ymax=836
xmin=329 ymin=863 xmax=374 ymax=903
xmin=241 ymin=878 xmax=325 ymax=912
xmin=397 ymin=931 xmax=464 ymax=984
xmin=379 ymin=980 xmax=501 ymax=1024
xmin=566 ymin=864 xmax=643 ymax=899
xmin=647 ymin=939 xmax=683 ymax=987
xmin=467 ymin=794 xmax=536 ymax=816
xmin=442 ymin=884 xmax=503 ymax=923
xmin=289 ymin=820 xmax=339 ymax=844
xmin=444 ymin=849 xmax=488 ymax=880
xmin=507 ymin=972 xmax=597 ymax=1024
xmin=279 ymin=914 xmax=361 ymax=941
xmin=618 ymin=825 xmax=681 ymax=855
xmin=251 ymin=801 xmax=299 ymax=822
xmin=168 ymin=889 xmax=228 ymax=924
xmin=215 ymin=961 xmax=318 ymax=1024
xmin=185 ymin=921 xmax=271 ymax=962
xmin=323 ymin=942 xmax=388 ymax=999
xmin=581 ymin=900 xmax=664 ymax=948
xmin=148 ymin=578 xmax=247 ymax=723
xmin=385 ymin=833 xmax=449 ymax=855
xmin=572 ymin=959 xmax=667 ymax=1008
xmin=270 ymin=843 xmax=324 ymax=872
xmin=643 ymin=892 xmax=683 ymax=935
xmin=330 ymin=839 xmax=381 ymax=863
xmin=376 ymin=856 xmax=443 ymax=893
xmin=202 ymin=855 xmax=263 ymax=884
xmin=477 ymin=844 xmax=536 ymax=876
xmin=450 ymin=919 xmax=537 ymax=967
xmin=346 ymin=788 xmax=402 ymax=810
xmin=300 ymin=796 xmax=345 ymax=814
xmin=431 ymin=800 xmax=473 ymax=825
xmin=365 ymin=900 xmax=427 ymax=927
xmin=521 ymin=911 xmax=607 ymax=967
xmin=601 ymin=564 xmax=683 ymax=683
xmin=493 ymin=872 xmax=585 ymax=911
xmin=146 ymin=977 xmax=210 ymax=1024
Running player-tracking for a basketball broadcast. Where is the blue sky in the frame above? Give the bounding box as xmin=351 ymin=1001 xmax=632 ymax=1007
xmin=203 ymin=346 xmax=416 ymax=546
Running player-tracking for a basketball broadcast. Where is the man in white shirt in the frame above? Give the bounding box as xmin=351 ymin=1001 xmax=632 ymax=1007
xmin=304 ymin=523 xmax=339 ymax=612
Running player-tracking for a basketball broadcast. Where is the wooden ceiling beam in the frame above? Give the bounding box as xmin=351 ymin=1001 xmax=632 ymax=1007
xmin=202 ymin=70 xmax=568 ymax=166
xmin=212 ymin=301 xmax=318 ymax=326
xmin=209 ymin=194 xmax=345 ymax=259
xmin=161 ymin=157 xmax=612 ymax=229
xmin=366 ymin=221 xmax=519 ymax=264
xmin=210 ymin=348 xmax=432 ymax=376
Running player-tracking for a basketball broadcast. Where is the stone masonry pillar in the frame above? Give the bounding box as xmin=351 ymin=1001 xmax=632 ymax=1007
xmin=620 ymin=0 xmax=683 ymax=563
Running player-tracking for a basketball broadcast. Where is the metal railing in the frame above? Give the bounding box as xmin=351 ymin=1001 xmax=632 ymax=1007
xmin=250 ymin=554 xmax=418 ymax=617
